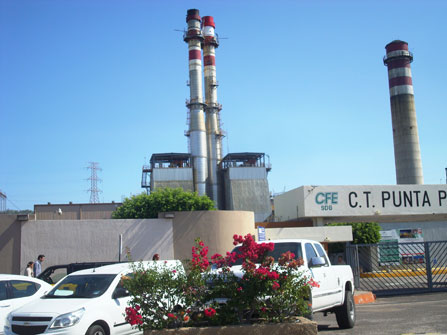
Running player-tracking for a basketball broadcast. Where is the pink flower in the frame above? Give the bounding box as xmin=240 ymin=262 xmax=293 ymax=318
xmin=172 ymin=270 xmax=177 ymax=273
xmin=237 ymin=287 xmax=243 ymax=292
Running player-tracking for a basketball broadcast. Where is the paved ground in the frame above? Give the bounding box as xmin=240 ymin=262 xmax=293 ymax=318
xmin=314 ymin=292 xmax=447 ymax=335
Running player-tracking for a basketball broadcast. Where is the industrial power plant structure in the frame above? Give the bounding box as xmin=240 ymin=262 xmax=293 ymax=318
xmin=141 ymin=9 xmax=272 ymax=222
xmin=384 ymin=40 xmax=424 ymax=185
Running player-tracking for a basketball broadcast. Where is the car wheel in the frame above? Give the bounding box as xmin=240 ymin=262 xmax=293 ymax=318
xmin=86 ymin=324 xmax=106 ymax=335
xmin=335 ymin=290 xmax=355 ymax=329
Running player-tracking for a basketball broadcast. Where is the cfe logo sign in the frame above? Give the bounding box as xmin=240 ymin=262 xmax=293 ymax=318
xmin=315 ymin=192 xmax=338 ymax=211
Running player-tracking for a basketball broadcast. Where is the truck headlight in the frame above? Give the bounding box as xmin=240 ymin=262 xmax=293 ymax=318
xmin=50 ymin=308 xmax=85 ymax=329
xmin=5 ymin=312 xmax=12 ymax=328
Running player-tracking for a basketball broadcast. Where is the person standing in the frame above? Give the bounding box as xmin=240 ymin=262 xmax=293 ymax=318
xmin=33 ymin=255 xmax=45 ymax=277
xmin=24 ymin=262 xmax=34 ymax=277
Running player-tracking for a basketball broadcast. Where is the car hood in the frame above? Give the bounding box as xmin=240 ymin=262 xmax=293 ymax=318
xmin=11 ymin=297 xmax=96 ymax=316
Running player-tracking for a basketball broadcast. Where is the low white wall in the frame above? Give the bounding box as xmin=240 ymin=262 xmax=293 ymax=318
xmin=20 ymin=219 xmax=174 ymax=274
xmin=265 ymin=226 xmax=353 ymax=243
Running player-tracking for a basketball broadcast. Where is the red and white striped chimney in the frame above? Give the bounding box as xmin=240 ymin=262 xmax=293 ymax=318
xmin=184 ymin=9 xmax=207 ymax=195
xmin=202 ymin=15 xmax=222 ymax=205
xmin=384 ymin=40 xmax=423 ymax=184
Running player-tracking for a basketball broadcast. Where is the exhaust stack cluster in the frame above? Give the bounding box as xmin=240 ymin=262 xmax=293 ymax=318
xmin=184 ymin=9 xmax=223 ymax=202
xmin=384 ymin=40 xmax=423 ymax=185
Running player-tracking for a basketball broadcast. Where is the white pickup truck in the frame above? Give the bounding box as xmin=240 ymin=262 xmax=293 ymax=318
xmin=230 ymin=239 xmax=356 ymax=329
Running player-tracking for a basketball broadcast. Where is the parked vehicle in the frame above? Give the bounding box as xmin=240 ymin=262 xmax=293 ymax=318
xmin=229 ymin=239 xmax=356 ymax=329
xmin=38 ymin=262 xmax=123 ymax=285
xmin=4 ymin=261 xmax=183 ymax=335
xmin=0 ymin=275 xmax=52 ymax=335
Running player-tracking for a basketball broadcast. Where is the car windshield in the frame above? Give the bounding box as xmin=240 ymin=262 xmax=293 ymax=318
xmin=44 ymin=274 xmax=116 ymax=299
xmin=231 ymin=242 xmax=303 ymax=266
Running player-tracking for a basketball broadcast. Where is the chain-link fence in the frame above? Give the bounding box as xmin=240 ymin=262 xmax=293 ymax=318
xmin=346 ymin=241 xmax=447 ymax=296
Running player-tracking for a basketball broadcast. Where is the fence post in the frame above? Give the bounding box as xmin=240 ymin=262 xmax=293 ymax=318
xmin=424 ymin=242 xmax=432 ymax=291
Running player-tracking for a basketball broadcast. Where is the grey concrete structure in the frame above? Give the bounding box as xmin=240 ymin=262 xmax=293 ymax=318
xmin=202 ymin=15 xmax=223 ymax=205
xmin=147 ymin=154 xmax=194 ymax=193
xmin=184 ymin=9 xmax=207 ymax=196
xmin=221 ymin=153 xmax=272 ymax=222
xmin=0 ymin=210 xmax=256 ymax=275
xmin=34 ymin=202 xmax=121 ymax=220
xmin=0 ymin=215 xmax=22 ymax=274
xmin=384 ymin=40 xmax=423 ymax=184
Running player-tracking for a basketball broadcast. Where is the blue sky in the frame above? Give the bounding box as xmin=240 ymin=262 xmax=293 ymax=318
xmin=1 ymin=0 xmax=446 ymax=210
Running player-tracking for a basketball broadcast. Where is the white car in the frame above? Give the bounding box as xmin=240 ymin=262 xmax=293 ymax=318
xmin=4 ymin=261 xmax=183 ymax=335
xmin=0 ymin=275 xmax=53 ymax=335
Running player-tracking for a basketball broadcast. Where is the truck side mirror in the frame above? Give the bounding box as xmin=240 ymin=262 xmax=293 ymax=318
xmin=112 ymin=287 xmax=129 ymax=299
xmin=309 ymin=256 xmax=326 ymax=267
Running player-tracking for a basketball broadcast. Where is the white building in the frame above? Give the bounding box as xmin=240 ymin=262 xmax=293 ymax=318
xmin=274 ymin=185 xmax=447 ymax=241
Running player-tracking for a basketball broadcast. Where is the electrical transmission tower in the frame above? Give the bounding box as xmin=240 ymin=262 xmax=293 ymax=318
xmin=0 ymin=190 xmax=6 ymax=212
xmin=86 ymin=162 xmax=102 ymax=203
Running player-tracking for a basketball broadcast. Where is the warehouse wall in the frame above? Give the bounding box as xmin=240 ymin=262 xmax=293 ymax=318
xmin=0 ymin=215 xmax=22 ymax=274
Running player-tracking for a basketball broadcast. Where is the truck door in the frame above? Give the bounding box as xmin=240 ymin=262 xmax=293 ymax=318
xmin=305 ymin=243 xmax=334 ymax=311
xmin=313 ymin=243 xmax=341 ymax=307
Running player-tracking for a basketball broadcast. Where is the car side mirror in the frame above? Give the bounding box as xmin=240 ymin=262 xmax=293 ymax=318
xmin=309 ymin=256 xmax=326 ymax=267
xmin=112 ymin=287 xmax=129 ymax=299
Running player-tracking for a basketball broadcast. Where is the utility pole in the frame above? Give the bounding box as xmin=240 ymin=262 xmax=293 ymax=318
xmin=86 ymin=162 xmax=102 ymax=203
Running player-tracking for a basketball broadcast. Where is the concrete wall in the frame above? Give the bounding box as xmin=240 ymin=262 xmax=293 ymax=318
xmin=34 ymin=203 xmax=122 ymax=220
xmin=19 ymin=219 xmax=174 ymax=275
xmin=161 ymin=210 xmax=256 ymax=261
xmin=265 ymin=226 xmax=353 ymax=243
xmin=2 ymin=211 xmax=256 ymax=275
xmin=0 ymin=215 xmax=22 ymax=274
xmin=273 ymin=187 xmax=304 ymax=221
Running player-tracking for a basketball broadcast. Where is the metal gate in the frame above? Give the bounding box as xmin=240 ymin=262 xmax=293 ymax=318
xmin=346 ymin=241 xmax=447 ymax=296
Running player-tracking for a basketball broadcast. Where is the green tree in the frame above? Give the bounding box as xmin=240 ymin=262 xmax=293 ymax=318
xmin=112 ymin=188 xmax=215 ymax=219
xmin=328 ymin=222 xmax=381 ymax=244
xmin=327 ymin=222 xmax=382 ymax=253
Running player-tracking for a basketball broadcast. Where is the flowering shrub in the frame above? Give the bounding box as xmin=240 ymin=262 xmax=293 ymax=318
xmin=123 ymin=234 xmax=314 ymax=330
xmin=122 ymin=260 xmax=187 ymax=330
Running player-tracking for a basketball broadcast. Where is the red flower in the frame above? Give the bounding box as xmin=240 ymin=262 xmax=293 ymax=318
xmin=204 ymin=307 xmax=216 ymax=318
xmin=125 ymin=307 xmax=143 ymax=325
xmin=237 ymin=286 xmax=243 ymax=292
xmin=167 ymin=313 xmax=177 ymax=319
xmin=272 ymin=281 xmax=280 ymax=290
xmin=307 ymin=278 xmax=320 ymax=288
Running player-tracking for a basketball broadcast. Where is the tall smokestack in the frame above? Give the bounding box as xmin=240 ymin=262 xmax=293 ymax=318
xmin=384 ymin=40 xmax=423 ymax=184
xmin=185 ymin=9 xmax=207 ymax=195
xmin=202 ymin=16 xmax=223 ymax=205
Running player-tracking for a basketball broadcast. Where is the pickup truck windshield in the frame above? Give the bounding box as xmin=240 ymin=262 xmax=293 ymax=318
xmin=44 ymin=274 xmax=116 ymax=299
xmin=231 ymin=242 xmax=303 ymax=266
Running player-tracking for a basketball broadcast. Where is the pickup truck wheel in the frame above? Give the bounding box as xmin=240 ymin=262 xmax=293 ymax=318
xmin=335 ymin=290 xmax=355 ymax=329
xmin=304 ymin=303 xmax=313 ymax=321
xmin=86 ymin=324 xmax=106 ymax=335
